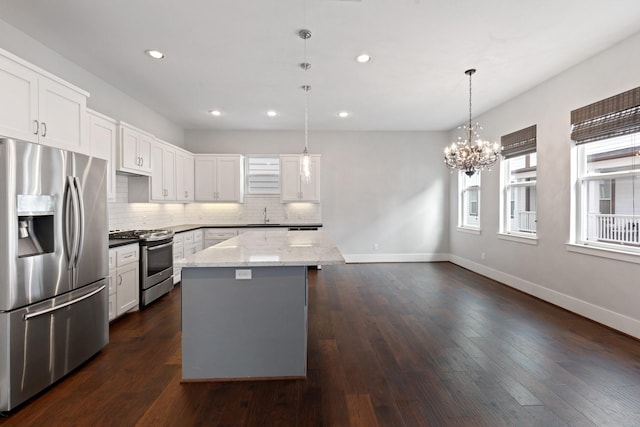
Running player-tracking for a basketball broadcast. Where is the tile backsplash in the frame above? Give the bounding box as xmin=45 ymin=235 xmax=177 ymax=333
xmin=108 ymin=175 xmax=321 ymax=231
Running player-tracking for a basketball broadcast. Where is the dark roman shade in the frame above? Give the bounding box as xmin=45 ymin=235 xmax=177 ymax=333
xmin=501 ymin=125 xmax=537 ymax=159
xmin=571 ymin=86 xmax=640 ymax=144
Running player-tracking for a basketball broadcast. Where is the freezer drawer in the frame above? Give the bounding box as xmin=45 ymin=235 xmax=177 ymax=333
xmin=0 ymin=280 xmax=108 ymax=412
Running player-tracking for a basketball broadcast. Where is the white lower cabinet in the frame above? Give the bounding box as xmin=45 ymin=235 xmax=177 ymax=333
xmin=173 ymin=229 xmax=205 ymax=284
xmin=204 ymin=228 xmax=238 ymax=249
xmin=108 ymin=243 xmax=140 ymax=320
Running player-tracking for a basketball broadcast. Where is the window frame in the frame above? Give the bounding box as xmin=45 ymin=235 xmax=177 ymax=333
xmin=499 ymin=152 xmax=538 ymax=241
xmin=572 ymin=134 xmax=640 ymax=256
xmin=244 ymin=154 xmax=281 ymax=195
xmin=458 ymin=171 xmax=481 ymax=233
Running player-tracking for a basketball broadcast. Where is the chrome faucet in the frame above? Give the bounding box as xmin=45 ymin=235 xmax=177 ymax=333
xmin=263 ymin=207 xmax=270 ymax=224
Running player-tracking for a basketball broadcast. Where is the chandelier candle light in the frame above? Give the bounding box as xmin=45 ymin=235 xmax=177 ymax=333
xmin=444 ymin=69 xmax=501 ymax=177
xmin=299 ymin=29 xmax=312 ymax=184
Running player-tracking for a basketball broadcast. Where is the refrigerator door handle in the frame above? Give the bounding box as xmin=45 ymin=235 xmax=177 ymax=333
xmin=22 ymin=285 xmax=106 ymax=320
xmin=72 ymin=177 xmax=85 ymax=268
xmin=63 ymin=176 xmax=75 ymax=267
xmin=67 ymin=176 xmax=81 ymax=269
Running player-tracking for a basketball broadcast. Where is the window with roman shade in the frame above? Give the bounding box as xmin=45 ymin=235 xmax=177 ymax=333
xmin=571 ymin=86 xmax=640 ymax=254
xmin=500 ymin=125 xmax=537 ymax=237
xmin=245 ymin=155 xmax=280 ymax=195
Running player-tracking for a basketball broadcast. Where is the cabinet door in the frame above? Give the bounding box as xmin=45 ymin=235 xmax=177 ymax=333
xmin=120 ymin=126 xmax=141 ymax=171
xmin=150 ymin=144 xmax=165 ymax=200
xmin=116 ymin=263 xmax=139 ymax=316
xmin=176 ymin=151 xmax=194 ymax=201
xmin=280 ymin=155 xmax=302 ymax=202
xmin=88 ymin=111 xmax=117 ymax=201
xmin=216 ymin=156 xmax=242 ymax=202
xmin=163 ymin=147 xmax=176 ymax=200
xmin=195 ymin=158 xmax=216 ymax=201
xmin=138 ymin=133 xmax=153 ymax=174
xmin=0 ymin=54 xmax=39 ymax=143
xmin=38 ymin=77 xmax=88 ymax=154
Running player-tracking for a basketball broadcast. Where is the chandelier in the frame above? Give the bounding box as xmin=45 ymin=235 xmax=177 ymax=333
xmin=299 ymin=29 xmax=312 ymax=184
xmin=444 ymin=69 xmax=501 ymax=177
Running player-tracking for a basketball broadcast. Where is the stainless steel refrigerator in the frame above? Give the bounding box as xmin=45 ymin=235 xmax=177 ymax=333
xmin=0 ymin=138 xmax=109 ymax=412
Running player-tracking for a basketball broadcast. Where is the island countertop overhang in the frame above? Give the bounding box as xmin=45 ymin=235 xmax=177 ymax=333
xmin=176 ymin=229 xmax=345 ymax=268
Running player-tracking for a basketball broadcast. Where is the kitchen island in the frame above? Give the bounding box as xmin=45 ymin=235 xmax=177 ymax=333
xmin=177 ymin=229 xmax=344 ymax=381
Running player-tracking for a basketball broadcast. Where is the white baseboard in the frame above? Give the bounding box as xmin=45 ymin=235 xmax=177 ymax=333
xmin=448 ymin=255 xmax=640 ymax=340
xmin=343 ymin=253 xmax=449 ymax=263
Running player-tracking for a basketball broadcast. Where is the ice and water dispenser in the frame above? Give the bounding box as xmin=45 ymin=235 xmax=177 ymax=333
xmin=17 ymin=194 xmax=55 ymax=258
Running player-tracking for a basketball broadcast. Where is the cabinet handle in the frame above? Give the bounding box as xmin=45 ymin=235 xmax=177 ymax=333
xmin=140 ymin=157 xmax=144 ymax=167
xmin=117 ymin=274 xmax=122 ymax=286
xmin=33 ymin=120 xmax=39 ymax=135
xmin=41 ymin=122 xmax=47 ymax=137
xmin=185 ymin=191 xmax=188 ymax=198
xmin=123 ymin=254 xmax=133 ymax=259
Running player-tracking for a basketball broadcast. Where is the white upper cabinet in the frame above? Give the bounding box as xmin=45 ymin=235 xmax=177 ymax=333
xmin=128 ymin=139 xmax=177 ymax=202
xmin=117 ymin=122 xmax=153 ymax=175
xmin=88 ymin=109 xmax=117 ymax=201
xmin=280 ymin=154 xmax=321 ymax=202
xmin=176 ymin=150 xmax=195 ymax=202
xmin=194 ymin=155 xmax=244 ymax=202
xmin=0 ymin=48 xmax=89 ymax=154
xmin=150 ymin=140 xmax=176 ymax=201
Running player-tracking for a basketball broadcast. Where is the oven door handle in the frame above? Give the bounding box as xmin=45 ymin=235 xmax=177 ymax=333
xmin=146 ymin=242 xmax=173 ymax=251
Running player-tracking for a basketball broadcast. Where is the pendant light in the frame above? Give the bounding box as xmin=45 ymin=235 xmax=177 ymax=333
xmin=444 ymin=69 xmax=501 ymax=177
xmin=299 ymin=29 xmax=312 ymax=184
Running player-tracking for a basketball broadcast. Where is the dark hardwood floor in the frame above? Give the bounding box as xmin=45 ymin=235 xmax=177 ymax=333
xmin=2 ymin=262 xmax=640 ymax=426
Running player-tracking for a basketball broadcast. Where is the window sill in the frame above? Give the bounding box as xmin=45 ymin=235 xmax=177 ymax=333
xmin=497 ymin=232 xmax=538 ymax=245
xmin=566 ymin=242 xmax=640 ymax=265
xmin=457 ymin=226 xmax=481 ymax=235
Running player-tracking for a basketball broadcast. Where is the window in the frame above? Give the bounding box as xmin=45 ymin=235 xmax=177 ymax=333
xmin=500 ymin=125 xmax=537 ymax=237
xmin=459 ymin=172 xmax=481 ymax=229
xmin=245 ymin=155 xmax=280 ymax=195
xmin=571 ymin=86 xmax=640 ymax=253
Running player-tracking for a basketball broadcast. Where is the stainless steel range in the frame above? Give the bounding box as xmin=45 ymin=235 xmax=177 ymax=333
xmin=110 ymin=229 xmax=175 ymax=308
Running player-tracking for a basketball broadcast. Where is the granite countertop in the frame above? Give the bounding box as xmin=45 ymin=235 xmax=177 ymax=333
xmin=167 ymin=223 xmax=323 ymax=233
xmin=177 ymin=229 xmax=344 ymax=268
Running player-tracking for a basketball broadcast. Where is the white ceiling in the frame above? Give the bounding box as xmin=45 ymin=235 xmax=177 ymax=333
xmin=1 ymin=0 xmax=640 ymax=132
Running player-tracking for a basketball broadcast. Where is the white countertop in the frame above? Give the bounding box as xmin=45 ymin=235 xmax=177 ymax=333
xmin=177 ymin=230 xmax=345 ymax=267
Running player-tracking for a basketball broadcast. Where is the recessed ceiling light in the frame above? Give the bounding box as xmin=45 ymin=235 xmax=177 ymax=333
xmin=209 ymin=110 xmax=222 ymax=116
xmin=356 ymin=54 xmax=371 ymax=63
xmin=337 ymin=111 xmax=350 ymax=118
xmin=266 ymin=110 xmax=278 ymax=117
xmin=145 ymin=49 xmax=165 ymax=60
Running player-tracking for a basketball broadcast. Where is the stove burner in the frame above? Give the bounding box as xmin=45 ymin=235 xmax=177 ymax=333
xmin=109 ymin=229 xmax=174 ymax=242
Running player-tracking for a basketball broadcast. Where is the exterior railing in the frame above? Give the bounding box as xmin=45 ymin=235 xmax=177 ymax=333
xmin=592 ymin=214 xmax=640 ymax=245
xmin=512 ymin=211 xmax=536 ymax=233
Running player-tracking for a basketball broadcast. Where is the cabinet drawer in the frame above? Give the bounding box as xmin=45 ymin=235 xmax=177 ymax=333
xmin=183 ymin=231 xmax=195 ymax=244
xmin=204 ymin=229 xmax=237 ymax=240
xmin=173 ymin=233 xmax=184 ymax=245
xmin=116 ymin=245 xmax=139 ymax=266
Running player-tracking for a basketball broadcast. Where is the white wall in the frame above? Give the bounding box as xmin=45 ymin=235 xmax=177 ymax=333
xmin=448 ymin=31 xmax=640 ymax=338
xmin=186 ymin=130 xmax=451 ymax=262
xmin=0 ymin=19 xmax=184 ymax=146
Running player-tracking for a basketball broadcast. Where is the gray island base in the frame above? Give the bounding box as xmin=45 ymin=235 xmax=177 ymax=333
xmin=178 ymin=230 xmax=344 ymax=381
